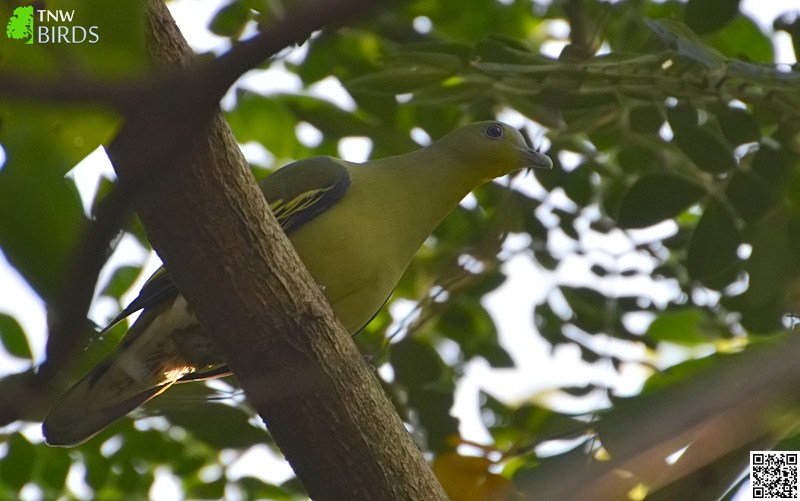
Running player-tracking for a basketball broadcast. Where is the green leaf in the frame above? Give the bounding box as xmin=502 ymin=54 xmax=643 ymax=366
xmin=439 ymin=298 xmax=497 ymax=347
xmin=391 ymin=337 xmax=444 ymax=386
xmin=236 ymin=477 xmax=291 ymax=499
xmin=101 ymin=265 xmax=143 ymax=300
xmin=37 ymin=446 xmax=72 ymax=493
xmin=275 ymin=94 xmax=380 ymax=141
xmin=715 ymin=106 xmax=760 ymax=145
xmin=478 ymin=343 xmax=514 ymax=368
xmin=0 ymin=434 xmax=34 ymax=490
xmin=385 ymin=50 xmax=466 ymax=74
xmin=289 ymin=30 xmax=384 ymax=85
xmin=687 ymin=199 xmax=741 ymax=289
xmin=673 ymin=127 xmax=736 ymax=173
xmin=560 ymin=286 xmax=609 ymax=334
xmin=390 ymin=337 xmax=458 ymax=452
xmin=347 ymin=66 xmax=453 ymax=94
xmin=504 ymin=94 xmax=563 ymax=129
xmin=411 ymin=76 xmax=493 ymax=106
xmin=667 ymin=102 xmax=699 ymax=130
xmin=227 ymin=90 xmax=298 ymax=159
xmin=0 ymin=313 xmax=32 ymax=360
xmin=0 ymin=100 xmax=117 ymax=301
xmin=618 ymin=174 xmax=706 ymax=229
xmin=209 ymin=1 xmax=253 ymax=38
xmin=83 ymin=452 xmax=111 ymax=491
xmin=751 ymin=141 xmax=795 ymax=188
xmin=645 ymin=308 xmax=709 ymax=346
xmin=725 ymin=169 xmax=773 ymax=221
xmin=160 ymin=402 xmax=270 ymax=449
xmin=685 ymin=0 xmax=740 ymax=35
xmin=431 ymin=205 xmax=485 ymax=249
xmin=628 ymin=104 xmax=665 ymax=135
xmin=704 ymin=15 xmax=774 ymax=63
xmin=186 ymin=478 xmax=226 ymax=499
xmin=562 ymin=164 xmax=595 ymax=206
xmin=617 ymin=144 xmax=668 ymax=177
xmin=723 ymin=208 xmax=800 ymax=332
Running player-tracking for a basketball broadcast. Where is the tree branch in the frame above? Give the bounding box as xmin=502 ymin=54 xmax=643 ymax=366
xmin=0 ymin=0 xmax=393 ymax=427
xmin=521 ymin=331 xmax=800 ymax=499
xmin=0 ymin=0 xmax=389 ymax=109
xmin=12 ymin=0 xmax=446 ymax=497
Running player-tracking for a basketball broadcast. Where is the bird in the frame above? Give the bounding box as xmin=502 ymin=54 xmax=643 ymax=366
xmin=42 ymin=121 xmax=553 ymax=447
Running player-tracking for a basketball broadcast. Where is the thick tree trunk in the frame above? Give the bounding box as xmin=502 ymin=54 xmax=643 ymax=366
xmin=105 ymin=1 xmax=448 ymax=499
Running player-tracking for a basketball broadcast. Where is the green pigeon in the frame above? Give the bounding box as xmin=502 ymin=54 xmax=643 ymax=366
xmin=42 ymin=121 xmax=553 ymax=446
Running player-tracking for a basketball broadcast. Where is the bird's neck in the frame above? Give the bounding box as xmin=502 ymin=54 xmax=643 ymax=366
xmin=357 ymin=146 xmax=486 ymax=248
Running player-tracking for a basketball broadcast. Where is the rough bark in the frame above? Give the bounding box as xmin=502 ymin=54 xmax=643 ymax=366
xmin=106 ymin=1 xmax=447 ymax=499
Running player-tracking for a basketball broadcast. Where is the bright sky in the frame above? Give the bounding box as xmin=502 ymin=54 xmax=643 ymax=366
xmin=0 ymin=0 xmax=797 ymax=497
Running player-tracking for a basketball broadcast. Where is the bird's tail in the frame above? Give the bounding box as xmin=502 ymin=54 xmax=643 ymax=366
xmin=42 ymin=370 xmax=171 ymax=447
xmin=42 ymin=303 xmax=205 ymax=447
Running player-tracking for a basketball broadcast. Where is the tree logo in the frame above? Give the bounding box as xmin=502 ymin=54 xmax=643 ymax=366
xmin=6 ymin=6 xmax=34 ymax=44
xmin=4 ymin=6 xmax=99 ymax=44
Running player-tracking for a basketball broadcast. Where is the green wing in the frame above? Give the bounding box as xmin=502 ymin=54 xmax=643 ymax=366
xmin=262 ymin=156 xmax=351 ymax=234
xmin=102 ymin=267 xmax=174 ymax=331
xmin=102 ymin=156 xmax=351 ymax=332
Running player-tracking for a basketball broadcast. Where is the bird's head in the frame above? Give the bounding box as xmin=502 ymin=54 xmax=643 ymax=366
xmin=434 ymin=121 xmax=553 ymax=181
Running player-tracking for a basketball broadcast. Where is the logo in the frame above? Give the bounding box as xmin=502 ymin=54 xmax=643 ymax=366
xmin=6 ymin=6 xmax=34 ymax=44
xmin=5 ymin=5 xmax=99 ymax=44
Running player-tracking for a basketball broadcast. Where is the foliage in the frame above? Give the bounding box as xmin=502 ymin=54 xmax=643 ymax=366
xmin=1 ymin=0 xmax=799 ymax=499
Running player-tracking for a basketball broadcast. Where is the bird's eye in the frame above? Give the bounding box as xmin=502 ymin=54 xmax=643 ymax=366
xmin=485 ymin=124 xmax=504 ymax=139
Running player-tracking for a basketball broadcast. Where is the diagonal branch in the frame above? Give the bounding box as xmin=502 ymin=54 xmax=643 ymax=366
xmin=0 ymin=0 xmax=386 ymax=427
xmin=3 ymin=0 xmax=447 ymax=498
xmin=102 ymin=0 xmax=446 ymax=498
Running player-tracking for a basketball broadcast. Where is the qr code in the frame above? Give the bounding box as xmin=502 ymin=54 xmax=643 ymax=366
xmin=752 ymin=451 xmax=799 ymax=499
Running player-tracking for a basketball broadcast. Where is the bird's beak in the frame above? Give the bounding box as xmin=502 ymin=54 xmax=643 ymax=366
xmin=517 ymin=145 xmax=553 ymax=170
